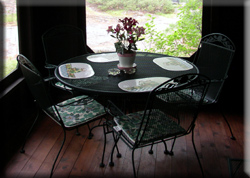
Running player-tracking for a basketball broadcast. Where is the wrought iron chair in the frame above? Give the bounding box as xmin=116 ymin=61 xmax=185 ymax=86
xmin=42 ymin=25 xmax=89 ymax=93
xmin=100 ymin=73 xmax=210 ymax=178
xmin=17 ymin=54 xmax=105 ymax=178
xmin=192 ymin=33 xmax=236 ymax=140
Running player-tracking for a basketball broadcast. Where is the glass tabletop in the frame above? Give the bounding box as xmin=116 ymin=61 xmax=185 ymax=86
xmin=54 ymin=52 xmax=198 ymax=96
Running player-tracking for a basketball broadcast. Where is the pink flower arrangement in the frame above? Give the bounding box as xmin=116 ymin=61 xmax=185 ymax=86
xmin=107 ymin=17 xmax=145 ymax=54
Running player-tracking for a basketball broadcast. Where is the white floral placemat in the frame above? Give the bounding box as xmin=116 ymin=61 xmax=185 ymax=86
xmin=118 ymin=77 xmax=170 ymax=92
xmin=87 ymin=53 xmax=119 ymax=63
xmin=59 ymin=63 xmax=95 ymax=79
xmin=153 ymin=57 xmax=193 ymax=71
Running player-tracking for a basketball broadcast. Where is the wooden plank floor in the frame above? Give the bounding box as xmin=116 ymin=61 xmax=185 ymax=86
xmin=1 ymin=109 xmax=245 ymax=178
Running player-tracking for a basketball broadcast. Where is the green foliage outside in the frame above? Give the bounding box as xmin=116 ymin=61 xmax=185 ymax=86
xmin=4 ymin=58 xmax=17 ymax=77
xmin=5 ymin=13 xmax=17 ymax=25
xmin=88 ymin=0 xmax=174 ymax=14
xmin=142 ymin=0 xmax=202 ymax=57
xmin=2 ymin=13 xmax=18 ymax=78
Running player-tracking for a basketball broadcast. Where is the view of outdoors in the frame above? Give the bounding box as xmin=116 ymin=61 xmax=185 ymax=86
xmin=1 ymin=0 xmax=18 ymax=79
xmin=86 ymin=0 xmax=202 ymax=56
xmin=1 ymin=0 xmax=202 ymax=79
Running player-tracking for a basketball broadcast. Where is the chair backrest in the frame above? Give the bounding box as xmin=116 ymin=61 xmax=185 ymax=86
xmin=17 ymin=55 xmax=58 ymax=119
xmin=135 ymin=73 xmax=210 ymax=146
xmin=17 ymin=55 xmax=53 ymax=109
xmin=42 ymin=25 xmax=88 ymax=67
xmin=193 ymin=33 xmax=235 ymax=103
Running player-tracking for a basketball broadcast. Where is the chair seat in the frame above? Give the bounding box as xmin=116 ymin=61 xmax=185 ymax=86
xmin=17 ymin=54 xmax=105 ymax=178
xmin=113 ymin=109 xmax=186 ymax=146
xmin=100 ymin=74 xmax=210 ymax=177
xmin=46 ymin=95 xmax=105 ymax=128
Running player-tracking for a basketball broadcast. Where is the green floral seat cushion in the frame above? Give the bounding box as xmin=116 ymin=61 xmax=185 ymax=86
xmin=46 ymin=95 xmax=105 ymax=128
xmin=114 ymin=109 xmax=186 ymax=145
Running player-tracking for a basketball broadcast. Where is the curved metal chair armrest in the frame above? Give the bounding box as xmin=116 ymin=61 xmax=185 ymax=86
xmin=56 ymin=96 xmax=93 ymax=107
xmin=105 ymin=100 xmax=125 ymax=118
xmin=45 ymin=63 xmax=57 ymax=70
xmin=210 ymin=79 xmax=226 ymax=83
xmin=44 ymin=76 xmax=56 ymax=82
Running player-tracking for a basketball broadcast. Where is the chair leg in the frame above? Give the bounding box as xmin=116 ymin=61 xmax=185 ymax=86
xmin=109 ymin=134 xmax=120 ymax=166
xmin=112 ymin=132 xmax=122 ymax=158
xmin=168 ymin=137 xmax=176 ymax=156
xmin=87 ymin=118 xmax=104 ymax=139
xmin=87 ymin=124 xmax=94 ymax=139
xmin=100 ymin=122 xmax=121 ymax=167
xmin=100 ymin=123 xmax=107 ymax=167
xmin=132 ymin=149 xmax=137 ymax=178
xmin=217 ymin=103 xmax=236 ymax=140
xmin=75 ymin=127 xmax=80 ymax=136
xmin=148 ymin=143 xmax=154 ymax=154
xmin=149 ymin=140 xmax=170 ymax=155
xmin=20 ymin=107 xmax=40 ymax=153
xmin=50 ymin=128 xmax=66 ymax=178
xmin=220 ymin=111 xmax=236 ymax=140
xmin=162 ymin=140 xmax=172 ymax=155
xmin=192 ymin=129 xmax=204 ymax=178
xmin=109 ymin=144 xmax=115 ymax=166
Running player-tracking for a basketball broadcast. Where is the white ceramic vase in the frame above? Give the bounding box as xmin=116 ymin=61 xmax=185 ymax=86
xmin=117 ymin=52 xmax=136 ymax=68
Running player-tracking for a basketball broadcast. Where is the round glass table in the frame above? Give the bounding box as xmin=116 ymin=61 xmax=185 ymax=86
xmin=54 ymin=52 xmax=199 ymax=97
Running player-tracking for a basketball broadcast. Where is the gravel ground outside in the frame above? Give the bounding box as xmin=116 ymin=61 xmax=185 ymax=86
xmin=2 ymin=0 xmax=178 ymax=61
xmin=86 ymin=2 xmax=178 ymax=52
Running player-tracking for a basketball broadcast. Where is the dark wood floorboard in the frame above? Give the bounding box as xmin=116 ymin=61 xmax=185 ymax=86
xmin=1 ymin=110 xmax=246 ymax=178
